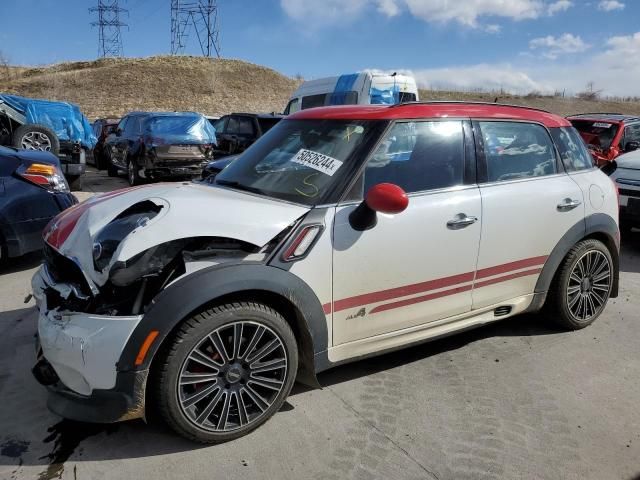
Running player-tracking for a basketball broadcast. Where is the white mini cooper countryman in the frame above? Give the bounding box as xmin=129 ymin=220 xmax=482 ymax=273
xmin=32 ymin=102 xmax=620 ymax=443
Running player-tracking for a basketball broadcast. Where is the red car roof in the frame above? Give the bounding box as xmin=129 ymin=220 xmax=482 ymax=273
xmin=288 ymin=102 xmax=571 ymax=128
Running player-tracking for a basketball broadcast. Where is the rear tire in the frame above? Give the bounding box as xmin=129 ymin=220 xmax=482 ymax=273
xmin=67 ymin=175 xmax=83 ymax=191
xmin=155 ymin=302 xmax=298 ymax=444
xmin=545 ymin=239 xmax=613 ymax=330
xmin=127 ymin=157 xmax=141 ymax=186
xmin=620 ymin=221 xmax=633 ymax=235
xmin=12 ymin=124 xmax=60 ymax=155
xmin=0 ymin=234 xmax=7 ymax=269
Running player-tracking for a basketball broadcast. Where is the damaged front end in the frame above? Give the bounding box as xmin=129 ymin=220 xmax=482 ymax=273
xmin=40 ymin=199 xmax=289 ymax=317
xmin=31 ymin=182 xmax=308 ymax=422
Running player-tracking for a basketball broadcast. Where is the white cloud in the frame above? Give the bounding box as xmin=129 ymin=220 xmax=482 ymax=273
xmin=547 ymin=0 xmax=572 ymax=15
xmin=377 ymin=0 xmax=401 ymax=16
xmin=412 ymin=64 xmax=550 ymax=93
xmin=279 ymin=0 xmax=369 ymax=25
xmin=400 ymin=0 xmax=544 ymax=27
xmin=485 ymin=24 xmax=502 ymax=34
xmin=598 ymin=0 xmax=625 ymax=11
xmin=280 ymin=0 xmax=571 ymax=29
xmin=529 ymin=33 xmax=590 ymax=59
xmin=412 ymin=31 xmax=640 ymax=96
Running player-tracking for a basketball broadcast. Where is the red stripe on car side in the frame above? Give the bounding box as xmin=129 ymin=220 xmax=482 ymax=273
xmin=369 ymin=268 xmax=543 ymax=315
xmin=370 ymin=285 xmax=474 ymax=314
xmin=475 ymin=255 xmax=548 ymax=279
xmin=329 ymin=256 xmax=548 ymax=315
xmin=332 ymin=271 xmax=475 ymax=313
xmin=473 ymin=268 xmax=543 ymax=289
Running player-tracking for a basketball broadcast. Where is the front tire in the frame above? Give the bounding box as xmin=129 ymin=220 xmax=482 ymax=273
xmin=155 ymin=302 xmax=298 ymax=444
xmin=546 ymin=239 xmax=613 ymax=330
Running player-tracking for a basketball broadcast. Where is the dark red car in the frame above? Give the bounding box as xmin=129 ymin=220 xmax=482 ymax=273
xmin=567 ymin=113 xmax=640 ymax=166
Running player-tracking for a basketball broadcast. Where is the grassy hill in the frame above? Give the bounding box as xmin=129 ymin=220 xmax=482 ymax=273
xmin=1 ymin=55 xmax=639 ymax=119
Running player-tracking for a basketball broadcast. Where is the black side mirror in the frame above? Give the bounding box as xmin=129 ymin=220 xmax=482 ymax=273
xmin=625 ymin=141 xmax=640 ymax=152
xmin=115 ymin=128 xmax=123 ymax=137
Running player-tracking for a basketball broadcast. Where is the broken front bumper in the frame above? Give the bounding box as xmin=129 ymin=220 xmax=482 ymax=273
xmin=31 ymin=265 xmax=148 ymax=422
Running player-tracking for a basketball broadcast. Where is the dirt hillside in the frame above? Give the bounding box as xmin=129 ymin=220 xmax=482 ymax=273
xmin=0 ymin=56 xmax=300 ymax=119
xmin=1 ymin=55 xmax=639 ymax=119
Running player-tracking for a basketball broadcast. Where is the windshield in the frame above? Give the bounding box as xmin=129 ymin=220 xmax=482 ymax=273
xmin=215 ymin=119 xmax=382 ymax=205
xmin=570 ymin=120 xmax=621 ymax=151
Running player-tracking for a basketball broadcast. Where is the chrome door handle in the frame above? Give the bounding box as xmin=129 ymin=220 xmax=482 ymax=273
xmin=557 ymin=198 xmax=582 ymax=211
xmin=447 ymin=213 xmax=478 ymax=229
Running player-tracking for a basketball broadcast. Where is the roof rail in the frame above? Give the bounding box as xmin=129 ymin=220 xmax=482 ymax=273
xmin=393 ymin=100 xmax=552 ymax=115
xmin=567 ymin=112 xmax=624 ymax=117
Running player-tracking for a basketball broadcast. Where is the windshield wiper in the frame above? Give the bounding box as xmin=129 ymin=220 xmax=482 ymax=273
xmin=215 ymin=179 xmax=265 ymax=196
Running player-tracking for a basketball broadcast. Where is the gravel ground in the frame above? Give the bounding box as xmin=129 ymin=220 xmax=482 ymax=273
xmin=0 ymin=171 xmax=638 ymax=480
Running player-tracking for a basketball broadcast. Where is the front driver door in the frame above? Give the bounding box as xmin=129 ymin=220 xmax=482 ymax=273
xmin=331 ymin=120 xmax=482 ymax=345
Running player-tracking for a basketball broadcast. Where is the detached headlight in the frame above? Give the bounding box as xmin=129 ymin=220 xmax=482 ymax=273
xmin=93 ymin=202 xmax=162 ymax=271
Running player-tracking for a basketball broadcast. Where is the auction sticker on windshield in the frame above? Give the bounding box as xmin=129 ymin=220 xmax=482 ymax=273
xmin=291 ymin=149 xmax=343 ymax=176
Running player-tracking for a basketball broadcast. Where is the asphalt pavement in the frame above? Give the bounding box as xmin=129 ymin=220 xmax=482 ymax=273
xmin=0 ymin=170 xmax=638 ymax=480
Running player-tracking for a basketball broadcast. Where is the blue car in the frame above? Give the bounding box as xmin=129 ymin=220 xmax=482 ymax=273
xmin=0 ymin=146 xmax=77 ymax=264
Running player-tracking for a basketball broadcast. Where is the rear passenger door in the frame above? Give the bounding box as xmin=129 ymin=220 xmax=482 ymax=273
xmin=472 ymin=120 xmax=584 ymax=310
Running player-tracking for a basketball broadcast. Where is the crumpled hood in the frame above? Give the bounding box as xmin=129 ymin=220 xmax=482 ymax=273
xmin=44 ymin=182 xmax=309 ymax=286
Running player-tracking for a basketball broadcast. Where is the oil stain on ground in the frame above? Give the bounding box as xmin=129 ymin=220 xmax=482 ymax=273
xmin=0 ymin=439 xmax=30 ymax=458
xmin=37 ymin=420 xmax=118 ymax=480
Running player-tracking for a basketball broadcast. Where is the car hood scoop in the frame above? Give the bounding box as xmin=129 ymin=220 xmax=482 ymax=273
xmin=46 ymin=182 xmax=309 ymax=286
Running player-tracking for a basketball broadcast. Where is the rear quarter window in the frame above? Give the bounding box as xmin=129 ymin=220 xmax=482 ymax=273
xmin=550 ymin=127 xmax=595 ymax=171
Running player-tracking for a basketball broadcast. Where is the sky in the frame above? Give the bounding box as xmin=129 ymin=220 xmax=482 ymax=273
xmin=1 ymin=0 xmax=639 ymax=97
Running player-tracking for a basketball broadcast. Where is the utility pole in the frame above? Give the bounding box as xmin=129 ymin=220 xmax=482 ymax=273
xmin=90 ymin=0 xmax=128 ymax=58
xmin=170 ymin=0 xmax=221 ymax=57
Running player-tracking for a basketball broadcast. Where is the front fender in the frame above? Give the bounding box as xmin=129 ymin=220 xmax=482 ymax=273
xmin=117 ymin=262 xmax=329 ymax=375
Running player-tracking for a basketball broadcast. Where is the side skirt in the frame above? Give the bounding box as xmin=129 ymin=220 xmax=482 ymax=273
xmin=318 ymin=294 xmax=536 ymax=369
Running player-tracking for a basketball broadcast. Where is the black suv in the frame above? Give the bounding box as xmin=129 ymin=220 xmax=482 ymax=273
xmin=211 ymin=113 xmax=283 ymax=158
xmin=105 ymin=111 xmax=217 ymax=186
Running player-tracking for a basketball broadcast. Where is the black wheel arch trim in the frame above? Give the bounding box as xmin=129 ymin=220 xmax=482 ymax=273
xmin=117 ymin=262 xmax=328 ymax=383
xmin=534 ymin=213 xmax=620 ymax=302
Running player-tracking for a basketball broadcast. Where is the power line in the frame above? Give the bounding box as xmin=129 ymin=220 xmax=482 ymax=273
xmin=90 ymin=0 xmax=129 ymax=58
xmin=170 ymin=0 xmax=221 ymax=58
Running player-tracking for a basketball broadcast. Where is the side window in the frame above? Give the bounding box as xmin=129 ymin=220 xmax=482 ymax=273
xmin=226 ymin=116 xmax=255 ymax=135
xmin=301 ymin=94 xmax=327 ymax=110
xmin=551 ymin=127 xmax=594 ymax=171
xmin=363 ymin=121 xmax=465 ymax=194
xmin=478 ymin=121 xmax=557 ymax=182
xmin=212 ymin=116 xmax=227 ymax=133
xmin=116 ymin=117 xmax=128 ymax=133
xmin=125 ymin=117 xmax=142 ymax=135
xmin=328 ymin=91 xmax=358 ymax=106
xmin=624 ymin=124 xmax=640 ymax=147
xmin=284 ymin=98 xmax=299 ymax=115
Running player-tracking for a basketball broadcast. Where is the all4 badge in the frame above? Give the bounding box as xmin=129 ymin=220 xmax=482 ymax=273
xmin=346 ymin=308 xmax=366 ymax=320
